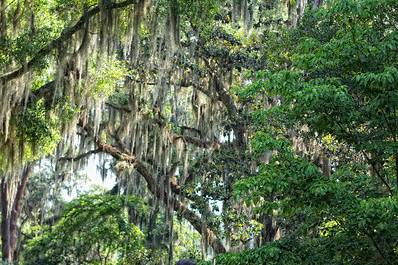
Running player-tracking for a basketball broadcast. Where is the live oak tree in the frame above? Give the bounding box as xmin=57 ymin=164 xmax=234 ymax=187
xmin=0 ymin=0 xmax=266 ymax=263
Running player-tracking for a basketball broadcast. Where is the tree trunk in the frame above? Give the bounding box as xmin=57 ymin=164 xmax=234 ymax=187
xmin=0 ymin=0 xmax=6 ymax=39
xmin=1 ymin=179 xmax=12 ymax=262
xmin=259 ymin=214 xmax=278 ymax=246
xmin=1 ymin=165 xmax=32 ymax=263
xmin=263 ymin=215 xmax=277 ymax=242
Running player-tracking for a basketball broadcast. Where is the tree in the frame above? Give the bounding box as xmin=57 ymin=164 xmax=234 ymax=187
xmin=23 ymin=194 xmax=146 ymax=264
xmin=230 ymin=0 xmax=398 ymax=264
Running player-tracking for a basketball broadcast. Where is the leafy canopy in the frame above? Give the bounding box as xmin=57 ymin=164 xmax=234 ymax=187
xmin=23 ymin=194 xmax=147 ymax=265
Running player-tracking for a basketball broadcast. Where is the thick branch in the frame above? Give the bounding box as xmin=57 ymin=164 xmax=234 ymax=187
xmin=1 ymin=0 xmax=137 ymax=82
xmin=213 ymin=76 xmax=246 ymax=146
xmin=92 ymin=138 xmax=225 ymax=253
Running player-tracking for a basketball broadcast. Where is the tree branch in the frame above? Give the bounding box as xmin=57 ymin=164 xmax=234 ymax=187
xmin=213 ymin=75 xmax=246 ymax=146
xmin=1 ymin=0 xmax=137 ymax=82
xmin=78 ymin=121 xmax=225 ymax=253
xmin=362 ymin=151 xmax=393 ymax=196
xmin=58 ymin=149 xmax=101 ymax=162
xmin=105 ymin=102 xmax=132 ymax=113
xmin=364 ymin=230 xmax=392 ymax=265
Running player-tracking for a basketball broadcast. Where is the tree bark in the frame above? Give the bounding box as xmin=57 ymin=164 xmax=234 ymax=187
xmin=262 ymin=214 xmax=278 ymax=243
xmin=10 ymin=166 xmax=32 ymax=259
xmin=1 ymin=165 xmax=33 ymax=263
xmin=1 ymin=179 xmax=12 ymax=262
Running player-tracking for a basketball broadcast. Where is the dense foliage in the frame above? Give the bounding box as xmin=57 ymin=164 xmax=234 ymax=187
xmin=230 ymin=0 xmax=398 ymax=264
xmin=23 ymin=194 xmax=146 ymax=264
